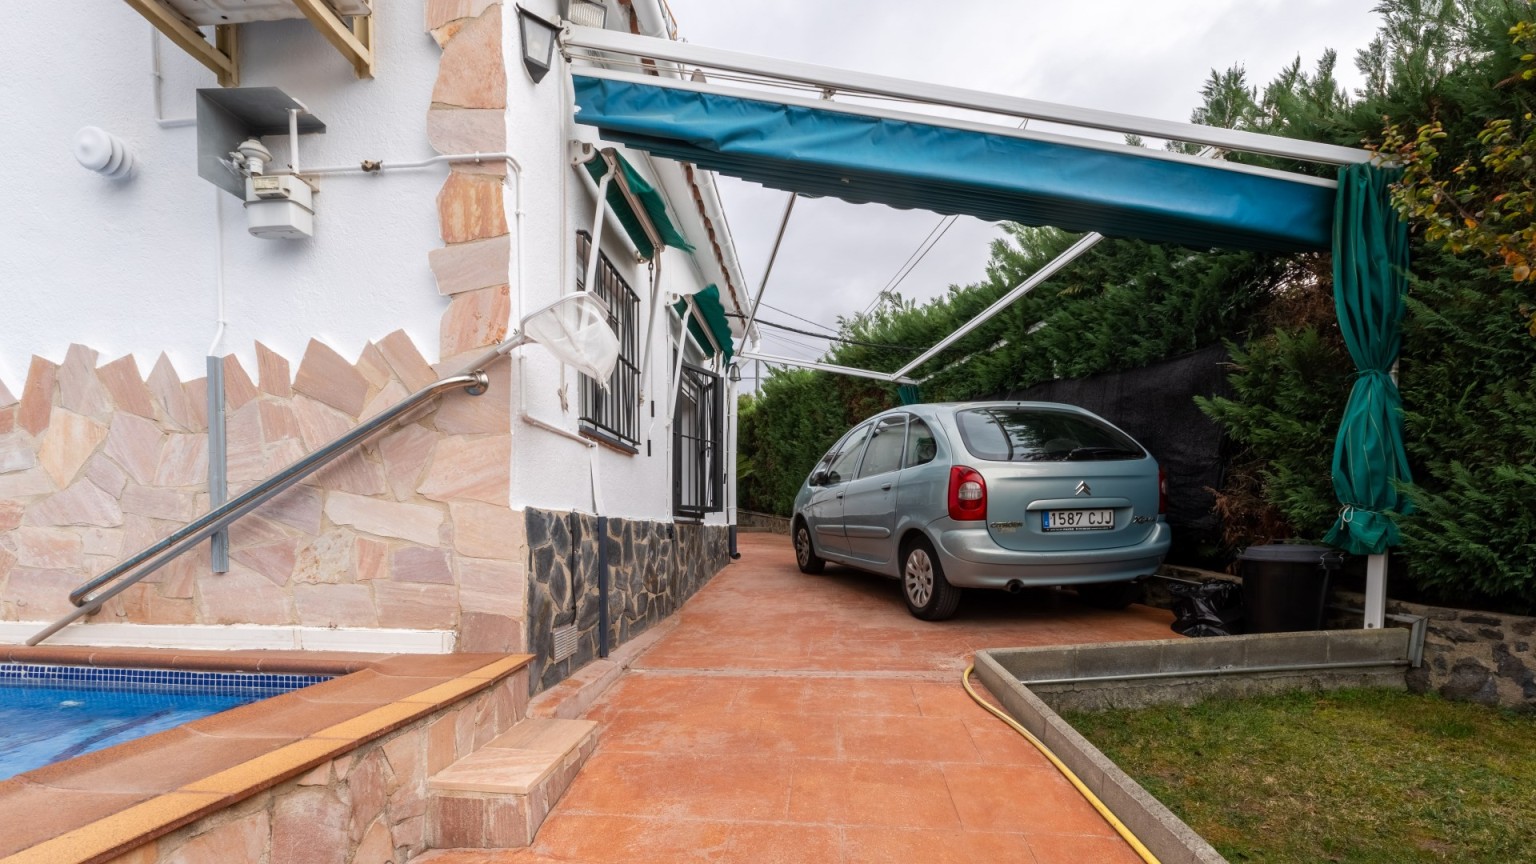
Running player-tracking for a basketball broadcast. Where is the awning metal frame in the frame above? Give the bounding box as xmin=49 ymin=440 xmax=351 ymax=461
xmin=562 ymin=25 xmax=1393 ymax=632
xmin=562 ymin=25 xmax=1372 ymax=386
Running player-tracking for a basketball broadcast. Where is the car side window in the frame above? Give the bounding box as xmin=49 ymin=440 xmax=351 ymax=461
xmin=856 ymin=416 xmax=907 ymax=479
xmin=823 ymin=424 xmax=872 ymax=485
xmin=904 ymin=418 xmax=937 ymax=468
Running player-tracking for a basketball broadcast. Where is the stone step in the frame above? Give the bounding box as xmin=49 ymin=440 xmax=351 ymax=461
xmin=425 ymin=717 xmax=599 ymax=850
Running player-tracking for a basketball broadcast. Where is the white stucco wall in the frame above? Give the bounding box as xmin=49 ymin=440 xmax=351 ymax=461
xmin=0 ymin=0 xmax=736 ymax=527
xmin=505 ymin=0 xmax=731 ymax=523
xmin=0 ymin=5 xmax=449 ymax=391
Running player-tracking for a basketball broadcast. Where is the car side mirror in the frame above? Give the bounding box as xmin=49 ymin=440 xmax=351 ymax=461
xmin=810 ymin=469 xmax=828 ymax=486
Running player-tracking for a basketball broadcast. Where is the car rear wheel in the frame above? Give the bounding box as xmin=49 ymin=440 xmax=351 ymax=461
xmin=794 ymin=520 xmax=825 ymax=574
xmin=902 ymin=537 xmax=961 ymax=621
xmin=1076 ymin=580 xmax=1140 ymax=610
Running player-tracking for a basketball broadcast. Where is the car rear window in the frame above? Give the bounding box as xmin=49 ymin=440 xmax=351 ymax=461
xmin=954 ymin=407 xmax=1145 ymax=462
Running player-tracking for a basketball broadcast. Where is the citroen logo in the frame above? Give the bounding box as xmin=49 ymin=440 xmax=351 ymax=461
xmin=1075 ymin=480 xmax=1092 ymax=496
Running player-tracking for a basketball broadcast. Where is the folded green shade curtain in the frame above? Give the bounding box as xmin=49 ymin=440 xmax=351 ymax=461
xmin=1323 ymin=163 xmax=1413 ymax=555
xmin=673 ymin=284 xmax=735 ymax=363
xmin=583 ymin=150 xmax=693 ymax=260
xmin=897 ymin=384 xmax=922 ymax=405
xmin=571 ymin=75 xmax=1335 ymax=253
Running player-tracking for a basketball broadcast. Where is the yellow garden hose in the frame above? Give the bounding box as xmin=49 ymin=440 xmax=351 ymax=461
xmin=963 ymin=664 xmax=1162 ymax=864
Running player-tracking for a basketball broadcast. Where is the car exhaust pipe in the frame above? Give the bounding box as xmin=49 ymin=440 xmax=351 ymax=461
xmin=1006 ymin=580 xmax=1024 ymax=594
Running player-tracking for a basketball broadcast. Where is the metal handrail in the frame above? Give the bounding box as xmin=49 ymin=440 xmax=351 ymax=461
xmin=27 ymin=369 xmax=491 ymax=646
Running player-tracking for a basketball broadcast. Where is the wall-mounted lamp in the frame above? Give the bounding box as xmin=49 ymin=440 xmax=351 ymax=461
xmin=517 ymin=6 xmax=561 ymax=84
xmin=560 ymin=0 xmax=608 ymax=28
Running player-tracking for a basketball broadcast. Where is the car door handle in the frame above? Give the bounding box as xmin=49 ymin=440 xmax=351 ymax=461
xmin=880 ymin=484 xmax=892 ymax=491
xmin=836 ymin=493 xmax=844 ymax=499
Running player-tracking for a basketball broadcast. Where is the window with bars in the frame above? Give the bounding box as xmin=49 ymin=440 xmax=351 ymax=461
xmin=575 ymin=231 xmax=641 ymax=451
xmin=673 ymin=361 xmax=724 ymax=518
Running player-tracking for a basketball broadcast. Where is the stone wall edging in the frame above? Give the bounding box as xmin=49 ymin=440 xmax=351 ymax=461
xmin=525 ymin=507 xmax=729 ymax=692
xmin=0 ymin=335 xmax=523 ymax=652
xmin=102 ymin=667 xmax=530 ymax=864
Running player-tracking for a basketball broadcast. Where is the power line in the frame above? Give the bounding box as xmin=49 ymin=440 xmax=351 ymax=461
xmin=862 ymin=215 xmax=960 ymax=315
xmin=729 ymin=313 xmax=922 ymax=352
xmin=761 ymin=301 xmax=839 ymax=335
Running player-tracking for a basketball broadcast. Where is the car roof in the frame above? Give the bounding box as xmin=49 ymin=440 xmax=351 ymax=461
xmin=868 ymin=401 xmax=1094 ymax=421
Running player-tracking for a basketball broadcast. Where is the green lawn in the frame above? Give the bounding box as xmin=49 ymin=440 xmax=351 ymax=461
xmin=1062 ymin=689 xmax=1536 ymax=863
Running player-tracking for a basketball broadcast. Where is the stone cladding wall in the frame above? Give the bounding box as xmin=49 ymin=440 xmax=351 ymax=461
xmin=0 ymin=337 xmax=524 ymax=651
xmin=0 ymin=2 xmax=528 ymax=651
xmin=525 ymin=507 xmax=729 ymax=692
xmin=1328 ymin=591 xmax=1536 ymax=711
xmin=1155 ymin=567 xmax=1536 ymax=712
xmin=102 ymin=668 xmax=529 ymax=864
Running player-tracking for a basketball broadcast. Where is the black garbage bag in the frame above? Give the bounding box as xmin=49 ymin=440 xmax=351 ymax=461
xmin=1168 ymin=580 xmax=1244 ymax=637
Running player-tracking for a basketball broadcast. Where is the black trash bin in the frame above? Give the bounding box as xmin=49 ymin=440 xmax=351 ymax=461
xmin=1238 ymin=543 xmax=1343 ymax=633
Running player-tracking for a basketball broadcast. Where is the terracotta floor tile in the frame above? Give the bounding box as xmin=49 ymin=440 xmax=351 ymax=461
xmin=594 ymin=673 xmax=742 ymax=714
xmin=840 ymin=826 xmax=1039 ymax=864
xmin=726 ymin=822 xmax=842 ymax=864
xmin=837 ymin=713 xmax=983 ymax=764
xmin=0 ymin=781 xmax=152 ymax=857
xmin=733 ymin=678 xmax=920 ymax=717
xmin=752 ymin=712 xmax=841 ymax=760
xmin=597 ymin=702 xmax=761 ymax=756
xmin=787 ymin=760 xmax=959 ymax=829
xmin=558 ymin=752 xmax=792 ymax=822
xmin=942 ymin=762 xmax=1119 ymax=837
xmin=1025 ymin=831 xmax=1146 ymax=864
xmin=528 ymin=813 xmax=732 ymax=863
xmin=960 ymin=717 xmax=1062 ymax=766
xmin=911 ymin=680 xmax=989 ymax=718
xmin=19 ymin=728 xmax=276 ymax=795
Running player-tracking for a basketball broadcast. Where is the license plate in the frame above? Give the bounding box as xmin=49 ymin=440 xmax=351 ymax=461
xmin=1043 ymin=509 xmax=1114 ymax=531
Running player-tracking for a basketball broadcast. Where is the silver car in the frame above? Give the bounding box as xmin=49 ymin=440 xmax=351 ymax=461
xmin=791 ymin=402 xmax=1171 ymax=620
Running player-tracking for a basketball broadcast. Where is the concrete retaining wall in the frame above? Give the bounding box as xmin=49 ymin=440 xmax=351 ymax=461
xmin=974 ymin=629 xmax=1411 ymax=864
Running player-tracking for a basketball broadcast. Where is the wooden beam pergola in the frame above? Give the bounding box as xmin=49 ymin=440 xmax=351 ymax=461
xmin=123 ymin=0 xmax=375 ymax=87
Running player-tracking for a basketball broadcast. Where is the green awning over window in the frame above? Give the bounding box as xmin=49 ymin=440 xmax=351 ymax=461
xmin=672 ymin=284 xmax=735 ymax=363
xmin=583 ymin=150 xmax=693 ymax=260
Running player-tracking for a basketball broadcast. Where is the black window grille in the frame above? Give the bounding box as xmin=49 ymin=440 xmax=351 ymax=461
xmin=575 ymin=231 xmax=641 ymax=450
xmin=673 ymin=361 xmax=724 ymax=518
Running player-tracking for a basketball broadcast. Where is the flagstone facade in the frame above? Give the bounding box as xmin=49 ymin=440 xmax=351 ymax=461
xmin=0 ymin=1 xmax=738 ymax=683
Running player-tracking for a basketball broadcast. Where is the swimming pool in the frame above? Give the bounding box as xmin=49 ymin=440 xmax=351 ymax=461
xmin=0 ymin=664 xmax=330 ymax=781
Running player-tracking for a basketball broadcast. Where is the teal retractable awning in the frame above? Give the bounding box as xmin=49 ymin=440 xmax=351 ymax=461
xmin=571 ymin=75 xmax=1335 ymax=253
xmin=583 ymin=149 xmax=693 ymax=260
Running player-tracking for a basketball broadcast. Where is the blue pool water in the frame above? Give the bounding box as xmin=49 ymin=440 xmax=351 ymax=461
xmin=0 ymin=665 xmax=330 ymax=781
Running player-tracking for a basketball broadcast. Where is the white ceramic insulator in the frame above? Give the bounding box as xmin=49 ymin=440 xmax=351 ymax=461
xmin=74 ymin=127 xmax=135 ymax=179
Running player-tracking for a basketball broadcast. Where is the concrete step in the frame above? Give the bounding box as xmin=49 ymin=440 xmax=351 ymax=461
xmin=425 ymin=717 xmax=599 ymax=850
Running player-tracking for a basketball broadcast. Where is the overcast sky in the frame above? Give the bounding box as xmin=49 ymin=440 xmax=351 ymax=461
xmin=657 ymin=0 xmax=1386 ymax=377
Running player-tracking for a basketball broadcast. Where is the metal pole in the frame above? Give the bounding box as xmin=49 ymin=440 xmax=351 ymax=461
xmin=1364 ymin=360 xmax=1400 ymax=630
xmin=205 ymin=356 xmax=229 ymax=573
xmin=741 ymin=192 xmax=796 ymax=349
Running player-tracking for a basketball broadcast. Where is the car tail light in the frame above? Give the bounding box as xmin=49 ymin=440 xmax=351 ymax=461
xmin=1158 ymin=466 xmax=1168 ymax=515
xmin=948 ymin=466 xmax=987 ymax=521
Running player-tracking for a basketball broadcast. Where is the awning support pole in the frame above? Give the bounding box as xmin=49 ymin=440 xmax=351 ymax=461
xmin=1363 ymin=362 xmax=1400 ymax=630
xmin=742 ymin=192 xmax=797 ymax=349
xmin=582 ymin=163 xmax=615 ymax=295
xmin=737 ymin=350 xmax=918 ymax=385
xmin=891 ymin=232 xmax=1104 ymax=380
